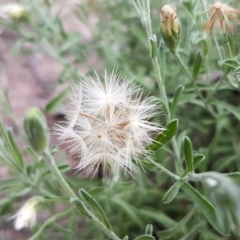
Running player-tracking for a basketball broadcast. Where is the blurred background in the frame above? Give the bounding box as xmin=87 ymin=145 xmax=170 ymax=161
xmin=1 ymin=0 xmax=240 ymax=239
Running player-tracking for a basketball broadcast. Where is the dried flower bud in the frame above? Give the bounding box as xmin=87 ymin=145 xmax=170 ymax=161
xmin=160 ymin=5 xmax=180 ymax=51
xmin=11 ymin=196 xmax=44 ymax=230
xmin=202 ymin=2 xmax=240 ymax=36
xmin=24 ymin=107 xmax=49 ymax=152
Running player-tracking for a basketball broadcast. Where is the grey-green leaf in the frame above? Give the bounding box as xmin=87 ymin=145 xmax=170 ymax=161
xmin=69 ymin=197 xmax=90 ymax=217
xmin=134 ymin=234 xmax=155 ymax=240
xmin=162 ymin=180 xmax=183 ymax=204
xmin=146 ymin=119 xmax=178 ymax=151
xmin=79 ymin=188 xmax=112 ymax=230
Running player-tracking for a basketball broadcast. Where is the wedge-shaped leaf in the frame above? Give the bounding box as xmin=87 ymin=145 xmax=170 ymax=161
xmin=171 ymin=86 xmax=184 ymax=117
xmin=192 ymin=51 xmax=202 ymax=81
xmin=123 ymin=236 xmax=129 ymax=240
xmin=162 ymin=180 xmax=183 ymax=204
xmin=134 ymin=235 xmax=155 ymax=240
xmin=79 ymin=189 xmax=112 ymax=230
xmin=145 ymin=224 xmax=153 ymax=235
xmin=70 ymin=197 xmax=89 ymax=217
xmin=183 ymin=137 xmax=193 ymax=173
xmin=157 ymin=209 xmax=194 ymax=239
xmin=45 ymin=87 xmax=69 ymax=112
xmin=146 ymin=119 xmax=178 ymax=151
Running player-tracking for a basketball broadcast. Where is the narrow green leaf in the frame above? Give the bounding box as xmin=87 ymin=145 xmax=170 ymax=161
xmin=140 ymin=208 xmax=176 ymax=228
xmin=123 ymin=236 xmax=129 ymax=240
xmin=145 ymin=224 xmax=153 ymax=235
xmin=60 ymin=33 xmax=81 ymax=54
xmin=192 ymin=51 xmax=202 ymax=81
xmin=25 ymin=146 xmax=39 ymax=162
xmin=79 ymin=189 xmax=112 ymax=230
xmin=157 ymin=209 xmax=195 ymax=239
xmin=149 ymin=35 xmax=157 ymax=59
xmin=171 ymin=86 xmax=184 ymax=116
xmin=181 ymin=183 xmax=218 ymax=231
xmin=162 ymin=180 xmax=183 ymax=204
xmin=183 ymin=137 xmax=193 ymax=173
xmin=201 ymin=39 xmax=208 ymax=55
xmin=222 ymin=59 xmax=239 ymax=70
xmin=134 ymin=235 xmax=155 ymax=240
xmin=69 ymin=197 xmax=90 ymax=217
xmin=193 ymin=154 xmax=205 ymax=168
xmin=45 ymin=87 xmax=69 ymax=112
xmin=159 ymin=42 xmax=166 ymax=79
xmin=146 ymin=119 xmax=178 ymax=151
xmin=112 ymin=198 xmax=144 ymax=227
xmin=182 ymin=0 xmax=195 ymax=19
xmin=7 ymin=130 xmax=24 ymax=169
xmin=57 ymin=164 xmax=71 ymax=172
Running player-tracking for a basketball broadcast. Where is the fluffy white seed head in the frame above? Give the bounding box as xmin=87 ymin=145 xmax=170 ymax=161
xmin=12 ymin=197 xmax=41 ymax=230
xmin=54 ymin=70 xmax=163 ymax=178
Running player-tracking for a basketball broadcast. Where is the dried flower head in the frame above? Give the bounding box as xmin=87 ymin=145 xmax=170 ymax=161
xmin=11 ymin=196 xmax=43 ymax=230
xmin=160 ymin=5 xmax=180 ymax=51
xmin=202 ymin=2 xmax=240 ymax=35
xmin=55 ymin=70 xmax=162 ymax=178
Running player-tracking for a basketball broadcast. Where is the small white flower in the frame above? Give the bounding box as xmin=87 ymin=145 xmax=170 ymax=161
xmin=55 ymin=70 xmax=163 ymax=177
xmin=0 ymin=3 xmax=27 ymax=21
xmin=12 ymin=198 xmax=40 ymax=230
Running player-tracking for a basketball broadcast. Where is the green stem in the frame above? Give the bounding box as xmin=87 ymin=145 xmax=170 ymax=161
xmin=172 ymin=51 xmax=217 ymax=118
xmin=42 ymin=150 xmax=121 ymax=240
xmin=208 ymin=70 xmax=230 ymax=98
xmin=148 ymin=158 xmax=181 ymax=181
xmin=223 ymin=33 xmax=233 ymax=59
xmin=152 ymin=57 xmax=170 ymax=122
xmin=152 ymin=57 xmax=181 ymax=173
xmin=42 ymin=150 xmax=76 ymax=198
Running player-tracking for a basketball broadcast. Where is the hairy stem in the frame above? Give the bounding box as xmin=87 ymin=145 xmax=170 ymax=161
xmin=172 ymin=51 xmax=217 ymax=118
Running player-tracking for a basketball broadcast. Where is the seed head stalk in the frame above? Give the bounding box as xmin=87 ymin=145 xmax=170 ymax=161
xmin=42 ymin=150 xmax=121 ymax=240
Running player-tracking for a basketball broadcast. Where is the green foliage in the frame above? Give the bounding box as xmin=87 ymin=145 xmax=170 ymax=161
xmin=0 ymin=0 xmax=240 ymax=239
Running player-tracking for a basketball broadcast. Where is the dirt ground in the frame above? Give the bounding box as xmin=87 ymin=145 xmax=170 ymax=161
xmin=0 ymin=1 xmax=98 ymax=239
